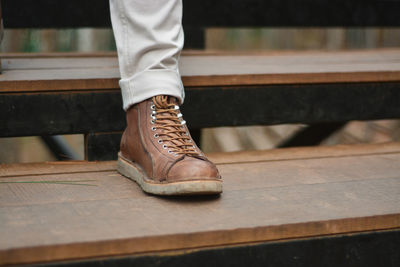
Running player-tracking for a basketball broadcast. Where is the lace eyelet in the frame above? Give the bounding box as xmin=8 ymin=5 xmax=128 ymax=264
xmin=168 ymin=150 xmax=173 ymax=154
xmin=188 ymin=139 xmax=192 ymax=143
xmin=177 ymin=113 xmax=182 ymax=118
xmin=162 ymin=144 xmax=167 ymax=149
xmin=181 ymin=120 xmax=186 ymax=125
xmin=185 ymin=132 xmax=189 ymax=136
xmin=174 ymin=105 xmax=179 ymax=110
xmin=154 ymin=133 xmax=159 ymax=138
xmin=150 ymin=119 xmax=155 ymax=124
xmin=150 ymin=104 xmax=155 ymax=110
xmin=151 ymin=115 xmax=156 ymax=120
xmin=158 ymin=139 xmax=163 ymax=144
xmin=151 ymin=126 xmax=156 ymax=131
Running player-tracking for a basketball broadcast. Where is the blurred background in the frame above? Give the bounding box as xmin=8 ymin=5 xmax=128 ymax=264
xmin=1 ymin=27 xmax=400 ymax=163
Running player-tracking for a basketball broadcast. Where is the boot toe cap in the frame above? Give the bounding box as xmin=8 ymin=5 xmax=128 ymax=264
xmin=167 ymin=157 xmax=221 ymax=182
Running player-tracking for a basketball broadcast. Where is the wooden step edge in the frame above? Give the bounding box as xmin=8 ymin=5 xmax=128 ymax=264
xmin=1 ymin=71 xmax=400 ymax=93
xmin=0 ymin=52 xmax=118 ymax=58
xmin=182 ymin=71 xmax=400 ymax=88
xmin=207 ymin=142 xmax=400 ymax=165
xmin=1 ymin=142 xmax=399 ymax=177
xmin=1 ymin=213 xmax=399 ymax=266
xmin=0 ymin=161 xmax=116 ymax=178
xmin=1 ymin=48 xmax=399 ymax=58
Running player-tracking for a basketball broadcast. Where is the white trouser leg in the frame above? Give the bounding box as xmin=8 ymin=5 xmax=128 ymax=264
xmin=110 ymin=0 xmax=185 ymax=110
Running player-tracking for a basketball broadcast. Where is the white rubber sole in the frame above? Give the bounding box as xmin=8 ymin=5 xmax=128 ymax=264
xmin=117 ymin=154 xmax=223 ymax=196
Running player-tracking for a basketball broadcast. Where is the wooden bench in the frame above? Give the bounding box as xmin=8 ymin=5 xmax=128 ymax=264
xmin=1 ymin=0 xmax=400 ymax=265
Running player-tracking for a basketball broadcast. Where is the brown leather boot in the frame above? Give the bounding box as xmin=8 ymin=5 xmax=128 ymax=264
xmin=117 ymin=95 xmax=222 ymax=195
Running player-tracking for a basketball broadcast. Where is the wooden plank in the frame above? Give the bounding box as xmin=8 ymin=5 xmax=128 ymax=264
xmin=26 ymin=230 xmax=400 ymax=267
xmin=2 ymin=142 xmax=398 ymax=177
xmin=208 ymin=141 xmax=400 ymax=164
xmin=0 ymin=161 xmax=115 ymax=178
xmin=1 ymin=49 xmax=400 ymax=92
xmin=2 ymin=82 xmax=400 ymax=138
xmin=0 ymin=49 xmax=395 ymax=58
xmin=0 ymin=51 xmax=118 ymax=58
xmin=4 ymin=0 xmax=400 ymax=28
xmin=4 ymin=49 xmax=400 ymax=70
xmin=182 ymin=0 xmax=400 ymax=27
xmin=1 ymin=144 xmax=399 ymax=265
xmin=2 ymin=143 xmax=400 ymax=195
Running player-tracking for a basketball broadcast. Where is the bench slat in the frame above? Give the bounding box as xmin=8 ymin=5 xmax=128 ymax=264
xmin=1 ymin=143 xmax=399 ymax=265
xmin=2 ymin=83 xmax=400 ymax=137
xmin=1 ymin=49 xmax=400 ymax=91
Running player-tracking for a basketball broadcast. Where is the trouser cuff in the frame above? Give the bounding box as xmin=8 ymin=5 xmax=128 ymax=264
xmin=120 ymin=70 xmax=184 ymax=110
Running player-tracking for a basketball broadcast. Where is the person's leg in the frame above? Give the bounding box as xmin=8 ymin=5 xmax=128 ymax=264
xmin=110 ymin=0 xmax=184 ymax=110
xmin=110 ymin=0 xmax=222 ymax=195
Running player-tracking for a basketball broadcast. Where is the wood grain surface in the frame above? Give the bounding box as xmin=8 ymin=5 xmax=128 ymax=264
xmin=1 ymin=49 xmax=400 ymax=92
xmin=1 ymin=143 xmax=399 ymax=265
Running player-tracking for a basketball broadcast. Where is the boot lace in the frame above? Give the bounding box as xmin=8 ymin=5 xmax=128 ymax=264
xmin=150 ymin=95 xmax=200 ymax=157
